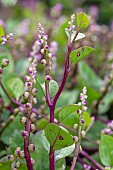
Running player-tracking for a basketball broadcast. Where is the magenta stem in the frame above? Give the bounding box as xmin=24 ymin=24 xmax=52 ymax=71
xmin=49 ymin=146 xmax=55 ymax=170
xmin=53 ymin=45 xmax=71 ymax=106
xmin=24 ymin=111 xmax=33 ymax=170
xmin=80 ymin=150 xmax=104 ymax=170
xmin=49 ymin=104 xmax=55 ymax=170
xmin=53 ymin=31 xmax=79 ymax=106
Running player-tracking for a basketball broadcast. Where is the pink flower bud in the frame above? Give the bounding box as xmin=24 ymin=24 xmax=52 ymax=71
xmin=1 ymin=58 xmax=9 ymax=67
xmin=21 ymin=131 xmax=29 ymax=139
xmin=45 ymin=75 xmax=51 ymax=81
xmin=30 ymin=113 xmax=37 ymax=122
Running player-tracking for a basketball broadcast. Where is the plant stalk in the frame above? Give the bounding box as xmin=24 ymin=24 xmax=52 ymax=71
xmin=70 ymin=126 xmax=81 ymax=170
xmin=24 ymin=111 xmax=33 ymax=170
xmin=80 ymin=150 xmax=104 ymax=170
xmin=53 ymin=31 xmax=79 ymax=107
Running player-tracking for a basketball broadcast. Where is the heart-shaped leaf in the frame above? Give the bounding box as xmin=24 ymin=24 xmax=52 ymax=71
xmin=44 ymin=123 xmax=74 ymax=150
xmin=69 ymin=46 xmax=95 ymax=64
xmin=41 ymin=80 xmax=59 ymax=98
xmin=41 ymin=131 xmax=75 ymax=161
xmin=7 ymin=77 xmax=24 ymax=100
xmin=58 ymin=104 xmax=80 ymax=123
xmin=76 ymin=12 xmax=90 ymax=29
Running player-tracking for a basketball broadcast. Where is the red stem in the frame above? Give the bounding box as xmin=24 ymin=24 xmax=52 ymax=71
xmin=78 ymin=157 xmax=95 ymax=170
xmin=80 ymin=150 xmax=104 ymax=170
xmin=49 ymin=145 xmax=55 ymax=170
xmin=53 ymin=45 xmax=71 ymax=106
xmin=49 ymin=104 xmax=55 ymax=170
xmin=24 ymin=111 xmax=33 ymax=170
xmin=53 ymin=31 xmax=79 ymax=107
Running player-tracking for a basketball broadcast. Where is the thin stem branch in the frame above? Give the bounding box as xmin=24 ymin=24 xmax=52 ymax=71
xmin=80 ymin=150 xmax=104 ymax=170
xmin=94 ymin=116 xmax=109 ymax=124
xmin=0 ymin=81 xmax=22 ymax=106
xmin=53 ymin=31 xmax=79 ymax=106
xmin=70 ymin=126 xmax=81 ymax=170
xmin=78 ymin=157 xmax=95 ymax=170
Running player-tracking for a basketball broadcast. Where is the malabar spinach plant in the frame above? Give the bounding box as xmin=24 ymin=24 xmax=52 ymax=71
xmin=0 ymin=11 xmax=113 ymax=170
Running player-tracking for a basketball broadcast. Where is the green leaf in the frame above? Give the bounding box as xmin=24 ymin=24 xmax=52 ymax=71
xmin=41 ymin=131 xmax=75 ymax=161
xmin=76 ymin=12 xmax=90 ymax=29
xmin=31 ymin=131 xmax=49 ymax=170
xmin=82 ymin=120 xmax=106 ymax=148
xmin=59 ymin=111 xmax=91 ymax=136
xmin=55 ymin=158 xmax=66 ymax=170
xmin=0 ymin=25 xmax=4 ymax=41
xmin=44 ymin=123 xmax=74 ymax=150
xmin=58 ymin=104 xmax=80 ymax=123
xmin=56 ymin=90 xmax=79 ymax=108
xmin=0 ymin=162 xmax=11 ymax=170
xmin=36 ymin=74 xmax=45 ymax=100
xmin=65 ymin=28 xmax=85 ymax=42
xmin=41 ymin=80 xmax=59 ymax=98
xmin=75 ymin=32 xmax=85 ymax=41
xmin=55 ymin=144 xmax=75 ymax=161
xmin=37 ymin=75 xmax=45 ymax=97
xmin=0 ymin=53 xmax=15 ymax=103
xmin=83 ymin=111 xmax=91 ymax=129
xmin=78 ymin=62 xmax=103 ymax=92
xmin=37 ymin=118 xmax=49 ymax=130
xmin=0 ymin=73 xmax=17 ymax=104
xmin=15 ymin=59 xmax=30 ymax=76
xmin=69 ymin=46 xmax=95 ymax=65
xmin=41 ymin=131 xmax=50 ymax=153
xmin=1 ymin=116 xmax=23 ymax=145
xmin=0 ymin=53 xmax=14 ymax=74
xmin=7 ymin=77 xmax=24 ymax=100
xmin=99 ymin=135 xmax=113 ymax=166
xmin=49 ymin=80 xmax=59 ymax=98
xmin=9 ymin=130 xmax=24 ymax=153
xmin=98 ymin=90 xmax=113 ymax=114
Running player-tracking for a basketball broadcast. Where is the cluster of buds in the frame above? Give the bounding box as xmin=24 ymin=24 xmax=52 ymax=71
xmin=67 ymin=14 xmax=76 ymax=33
xmin=101 ymin=120 xmax=113 ymax=135
xmin=37 ymin=23 xmax=54 ymax=80
xmin=77 ymin=87 xmax=88 ymax=113
xmin=1 ymin=33 xmax=13 ymax=45
xmin=8 ymin=144 xmax=35 ymax=169
xmin=29 ymin=40 xmax=41 ymax=60
xmin=8 ymin=147 xmax=23 ymax=169
xmin=29 ymin=24 xmax=47 ymax=61
xmin=24 ymin=58 xmax=38 ymax=107
xmin=73 ymin=87 xmax=88 ymax=138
